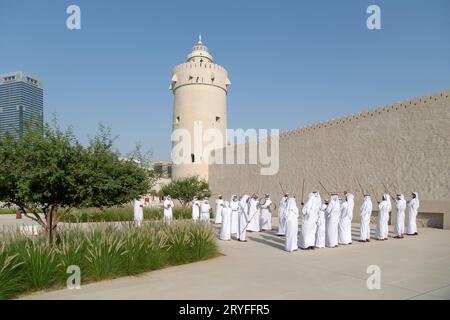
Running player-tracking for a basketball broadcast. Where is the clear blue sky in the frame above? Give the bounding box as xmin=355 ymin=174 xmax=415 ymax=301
xmin=1 ymin=0 xmax=449 ymax=160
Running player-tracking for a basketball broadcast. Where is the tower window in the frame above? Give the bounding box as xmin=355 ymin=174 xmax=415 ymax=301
xmin=216 ymin=116 xmax=221 ymax=122
xmin=191 ymin=153 xmax=195 ymax=163
xmin=176 ymin=116 xmax=180 ymax=123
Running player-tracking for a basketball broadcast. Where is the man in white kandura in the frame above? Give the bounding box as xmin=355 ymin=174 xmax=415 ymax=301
xmin=325 ymin=193 xmax=341 ymax=248
xmin=200 ymin=198 xmax=211 ymax=223
xmin=338 ymin=192 xmax=354 ymax=245
xmin=359 ymin=195 xmax=373 ymax=242
xmin=284 ymin=197 xmax=299 ymax=252
xmin=247 ymin=194 xmax=260 ymax=232
xmin=163 ymin=196 xmax=174 ymax=222
xmin=301 ymin=192 xmax=319 ymax=250
xmin=407 ymin=192 xmax=420 ymax=236
xmin=133 ymin=198 xmax=144 ymax=227
xmin=214 ymin=195 xmax=224 ymax=224
xmin=238 ymin=194 xmax=250 ymax=242
xmin=259 ymin=194 xmax=272 ymax=231
xmin=376 ymin=194 xmax=390 ymax=240
xmin=230 ymin=195 xmax=240 ymax=237
xmin=192 ymin=196 xmax=200 ymax=220
xmin=277 ymin=193 xmax=289 ymax=236
xmin=315 ymin=202 xmax=327 ymax=248
xmin=394 ymin=194 xmax=406 ymax=238
xmin=384 ymin=193 xmax=392 ymax=239
xmin=219 ymin=201 xmax=232 ymax=241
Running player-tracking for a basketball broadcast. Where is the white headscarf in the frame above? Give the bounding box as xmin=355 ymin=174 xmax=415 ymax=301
xmin=303 ymin=192 xmax=315 ymax=212
xmin=330 ymin=194 xmax=339 ymax=204
xmin=285 ymin=197 xmax=298 ymax=216
xmin=412 ymin=192 xmax=419 ymax=206
xmin=383 ymin=193 xmax=392 ymax=211
xmin=361 ymin=195 xmax=371 ymax=211
xmin=314 ymin=192 xmax=322 ymax=206
xmin=346 ymin=193 xmax=354 ymax=203
xmin=240 ymin=194 xmax=249 ymax=207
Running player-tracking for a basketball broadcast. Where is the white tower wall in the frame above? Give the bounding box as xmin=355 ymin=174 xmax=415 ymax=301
xmin=170 ymin=37 xmax=230 ymax=181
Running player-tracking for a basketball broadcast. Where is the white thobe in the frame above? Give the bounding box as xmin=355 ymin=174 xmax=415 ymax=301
xmin=238 ymin=197 xmax=249 ymax=241
xmin=277 ymin=197 xmax=287 ymax=235
xmin=230 ymin=200 xmax=240 ymax=235
xmin=376 ymin=200 xmax=389 ymax=239
xmin=338 ymin=194 xmax=354 ymax=244
xmin=192 ymin=200 xmax=200 ymax=220
xmin=163 ymin=199 xmax=174 ymax=221
xmin=394 ymin=197 xmax=406 ymax=236
xmin=360 ymin=197 xmax=373 ymax=240
xmin=259 ymin=198 xmax=272 ymax=231
xmin=407 ymin=197 xmax=419 ymax=234
xmin=220 ymin=207 xmax=232 ymax=240
xmin=315 ymin=206 xmax=326 ymax=248
xmin=200 ymin=202 xmax=211 ymax=222
xmin=133 ymin=199 xmax=144 ymax=227
xmin=301 ymin=193 xmax=319 ymax=249
xmin=247 ymin=198 xmax=260 ymax=232
xmin=325 ymin=196 xmax=340 ymax=247
xmin=284 ymin=199 xmax=299 ymax=252
xmin=215 ymin=199 xmax=224 ymax=224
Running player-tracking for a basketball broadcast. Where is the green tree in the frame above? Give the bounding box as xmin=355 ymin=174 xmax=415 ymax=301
xmin=161 ymin=175 xmax=211 ymax=207
xmin=0 ymin=122 xmax=155 ymax=243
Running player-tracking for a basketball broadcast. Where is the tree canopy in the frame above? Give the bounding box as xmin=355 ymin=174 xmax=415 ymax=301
xmin=161 ymin=175 xmax=211 ymax=207
xmin=0 ymin=122 xmax=155 ymax=242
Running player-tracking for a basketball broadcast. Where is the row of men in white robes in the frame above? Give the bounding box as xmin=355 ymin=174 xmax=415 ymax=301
xmin=133 ymin=196 xmax=175 ymax=226
xmin=211 ymin=190 xmax=419 ymax=251
xmin=216 ymin=194 xmax=273 ymax=241
xmin=191 ymin=197 xmax=213 ymax=222
xmin=278 ymin=191 xmax=420 ymax=252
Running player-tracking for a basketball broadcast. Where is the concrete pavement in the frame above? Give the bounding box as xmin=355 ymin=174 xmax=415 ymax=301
xmin=18 ymin=222 xmax=450 ymax=300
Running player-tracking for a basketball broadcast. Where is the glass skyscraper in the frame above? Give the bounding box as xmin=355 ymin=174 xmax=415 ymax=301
xmin=0 ymin=71 xmax=43 ymax=139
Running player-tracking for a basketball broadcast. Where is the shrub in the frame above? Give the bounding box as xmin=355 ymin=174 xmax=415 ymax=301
xmin=0 ymin=221 xmax=218 ymax=299
xmin=60 ymin=206 xmax=192 ymax=223
xmin=0 ymin=246 xmax=26 ymax=299
xmin=0 ymin=209 xmax=16 ymax=215
xmin=160 ymin=175 xmax=211 ymax=207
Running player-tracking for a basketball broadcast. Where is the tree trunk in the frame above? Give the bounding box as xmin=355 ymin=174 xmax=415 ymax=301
xmin=45 ymin=205 xmax=58 ymax=244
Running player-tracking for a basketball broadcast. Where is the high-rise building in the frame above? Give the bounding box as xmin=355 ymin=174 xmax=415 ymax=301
xmin=170 ymin=36 xmax=230 ymax=181
xmin=0 ymin=71 xmax=43 ymax=139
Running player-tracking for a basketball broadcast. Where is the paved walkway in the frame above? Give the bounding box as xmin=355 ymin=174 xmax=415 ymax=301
xmin=18 ymin=221 xmax=450 ymax=300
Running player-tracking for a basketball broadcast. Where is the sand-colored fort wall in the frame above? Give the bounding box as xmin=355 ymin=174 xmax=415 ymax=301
xmin=209 ymin=90 xmax=450 ymax=229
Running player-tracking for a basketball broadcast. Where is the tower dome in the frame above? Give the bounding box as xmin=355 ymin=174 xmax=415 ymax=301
xmin=186 ymin=35 xmax=213 ymax=63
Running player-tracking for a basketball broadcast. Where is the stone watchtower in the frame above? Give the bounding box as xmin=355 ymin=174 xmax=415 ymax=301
xmin=170 ymin=36 xmax=230 ymax=181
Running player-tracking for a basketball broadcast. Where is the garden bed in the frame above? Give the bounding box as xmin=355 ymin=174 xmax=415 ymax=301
xmin=0 ymin=221 xmax=218 ymax=299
